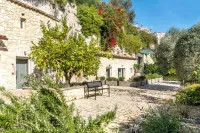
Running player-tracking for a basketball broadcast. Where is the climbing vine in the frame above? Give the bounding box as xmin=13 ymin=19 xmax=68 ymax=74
xmin=77 ymin=5 xmax=104 ymax=37
xmin=99 ymin=3 xmax=127 ymax=50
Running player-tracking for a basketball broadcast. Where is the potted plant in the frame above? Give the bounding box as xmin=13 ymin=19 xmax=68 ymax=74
xmin=146 ymin=75 xmax=152 ymax=85
xmin=140 ymin=76 xmax=147 ymax=86
xmin=134 ymin=64 xmax=142 ymax=76
xmin=106 ymin=77 xmax=118 ymax=86
xmin=100 ymin=76 xmax=106 ymax=84
xmin=130 ymin=76 xmax=141 ymax=87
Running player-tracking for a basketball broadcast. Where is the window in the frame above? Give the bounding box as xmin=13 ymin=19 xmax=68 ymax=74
xmin=20 ymin=18 xmax=26 ymax=29
xmin=138 ymin=57 xmax=142 ymax=65
xmin=130 ymin=68 xmax=133 ymax=73
xmin=118 ymin=68 xmax=125 ymax=78
xmin=106 ymin=68 xmax=111 ymax=78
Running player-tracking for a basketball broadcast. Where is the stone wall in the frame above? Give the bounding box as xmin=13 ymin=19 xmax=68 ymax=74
xmin=0 ymin=0 xmax=58 ymax=89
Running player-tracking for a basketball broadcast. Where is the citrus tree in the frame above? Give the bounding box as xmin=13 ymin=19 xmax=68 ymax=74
xmin=29 ymin=19 xmax=101 ymax=86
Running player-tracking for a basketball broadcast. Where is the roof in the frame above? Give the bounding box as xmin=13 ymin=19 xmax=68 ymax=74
xmin=0 ymin=34 xmax=8 ymax=40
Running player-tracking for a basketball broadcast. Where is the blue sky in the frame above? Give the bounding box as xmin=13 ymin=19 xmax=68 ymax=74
xmin=103 ymin=0 xmax=200 ymax=33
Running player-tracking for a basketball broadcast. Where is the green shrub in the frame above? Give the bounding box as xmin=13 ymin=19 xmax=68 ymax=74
xmin=107 ymin=77 xmax=118 ymax=81
xmin=168 ymin=68 xmax=177 ymax=75
xmin=100 ymin=76 xmax=105 ymax=81
xmin=144 ymin=63 xmax=158 ymax=74
xmin=141 ymin=107 xmax=182 ymax=133
xmin=0 ymin=86 xmax=5 ymax=91
xmin=145 ymin=73 xmax=162 ymax=79
xmin=77 ymin=5 xmax=103 ymax=37
xmin=119 ymin=77 xmax=125 ymax=81
xmin=0 ymin=78 xmax=116 ymax=132
xmin=134 ymin=64 xmax=142 ymax=72
xmin=176 ymin=84 xmax=200 ymax=106
xmin=130 ymin=76 xmax=146 ymax=82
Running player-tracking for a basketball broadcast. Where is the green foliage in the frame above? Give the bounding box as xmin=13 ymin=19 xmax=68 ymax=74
xmin=134 ymin=64 xmax=142 ymax=72
xmin=75 ymin=0 xmax=101 ymax=7
xmin=119 ymin=77 xmax=125 ymax=81
xmin=122 ymin=34 xmax=145 ymax=54
xmin=139 ymin=31 xmax=157 ymax=48
xmin=174 ymin=32 xmax=200 ymax=81
xmin=155 ymin=27 xmax=185 ymax=76
xmin=176 ymin=84 xmax=200 ymax=106
xmin=168 ymin=68 xmax=177 ymax=75
xmin=22 ymin=74 xmax=61 ymax=89
xmin=130 ymin=76 xmax=146 ymax=82
xmin=100 ymin=3 xmax=127 ymax=49
xmin=100 ymin=76 xmax=105 ymax=81
xmin=140 ymin=107 xmax=182 ymax=133
xmin=146 ymin=73 xmax=162 ymax=79
xmin=77 ymin=5 xmax=104 ymax=37
xmin=0 ymin=86 xmax=5 ymax=91
xmin=0 ymin=78 xmax=116 ymax=132
xmin=143 ymin=63 xmax=158 ymax=74
xmin=109 ymin=0 xmax=135 ymax=23
xmin=29 ymin=19 xmax=101 ymax=86
xmin=106 ymin=77 xmax=118 ymax=81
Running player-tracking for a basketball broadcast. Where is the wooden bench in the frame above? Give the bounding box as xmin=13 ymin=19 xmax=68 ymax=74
xmin=84 ymin=81 xmax=110 ymax=100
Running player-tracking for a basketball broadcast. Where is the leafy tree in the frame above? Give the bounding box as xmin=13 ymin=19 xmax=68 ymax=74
xmin=174 ymin=32 xmax=200 ymax=81
xmin=139 ymin=31 xmax=157 ymax=48
xmin=77 ymin=5 xmax=104 ymax=37
xmin=29 ymin=19 xmax=101 ymax=86
xmin=122 ymin=34 xmax=145 ymax=54
xmin=109 ymin=0 xmax=135 ymax=23
xmin=155 ymin=27 xmax=185 ymax=75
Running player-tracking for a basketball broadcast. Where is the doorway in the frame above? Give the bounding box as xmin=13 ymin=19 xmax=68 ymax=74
xmin=16 ymin=59 xmax=28 ymax=89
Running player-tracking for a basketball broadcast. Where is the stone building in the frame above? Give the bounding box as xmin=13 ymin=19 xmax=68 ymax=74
xmin=153 ymin=32 xmax=165 ymax=44
xmin=0 ymin=0 xmax=144 ymax=89
xmin=0 ymin=0 xmax=58 ymax=89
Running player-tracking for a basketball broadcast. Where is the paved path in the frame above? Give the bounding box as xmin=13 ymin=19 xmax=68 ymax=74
xmin=68 ymin=81 xmax=180 ymax=132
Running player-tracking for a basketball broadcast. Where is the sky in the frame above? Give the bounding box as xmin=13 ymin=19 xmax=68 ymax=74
xmin=103 ymin=0 xmax=200 ymax=33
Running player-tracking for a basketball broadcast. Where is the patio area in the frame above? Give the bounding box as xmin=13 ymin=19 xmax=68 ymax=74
xmin=68 ymin=81 xmax=180 ymax=132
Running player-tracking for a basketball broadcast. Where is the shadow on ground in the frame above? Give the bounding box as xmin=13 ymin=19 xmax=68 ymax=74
xmin=137 ymin=81 xmax=181 ymax=92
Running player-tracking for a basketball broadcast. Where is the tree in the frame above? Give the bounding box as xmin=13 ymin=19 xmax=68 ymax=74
xmin=122 ymin=34 xmax=145 ymax=54
xmin=29 ymin=19 xmax=101 ymax=86
xmin=139 ymin=31 xmax=157 ymax=48
xmin=174 ymin=24 xmax=200 ymax=81
xmin=155 ymin=27 xmax=185 ymax=75
xmin=77 ymin=5 xmax=104 ymax=37
xmin=109 ymin=0 xmax=135 ymax=23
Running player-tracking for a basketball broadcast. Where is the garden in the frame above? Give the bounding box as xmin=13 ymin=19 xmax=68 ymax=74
xmin=1 ymin=0 xmax=200 ymax=132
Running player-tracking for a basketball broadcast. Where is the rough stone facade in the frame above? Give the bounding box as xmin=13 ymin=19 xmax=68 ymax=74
xmin=0 ymin=0 xmax=142 ymax=89
xmin=0 ymin=0 xmax=58 ymax=89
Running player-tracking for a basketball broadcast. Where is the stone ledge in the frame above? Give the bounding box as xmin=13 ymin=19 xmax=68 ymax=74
xmin=7 ymin=0 xmax=60 ymax=22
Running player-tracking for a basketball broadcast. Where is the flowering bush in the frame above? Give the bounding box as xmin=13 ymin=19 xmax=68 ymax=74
xmin=99 ymin=3 xmax=127 ymax=49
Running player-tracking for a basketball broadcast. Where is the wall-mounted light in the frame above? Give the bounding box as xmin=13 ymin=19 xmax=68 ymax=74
xmin=24 ymin=51 xmax=27 ymax=56
xmin=12 ymin=63 xmax=15 ymax=75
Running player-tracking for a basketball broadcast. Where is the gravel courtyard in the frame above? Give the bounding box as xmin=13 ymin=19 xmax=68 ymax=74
xmin=68 ymin=81 xmax=180 ymax=132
